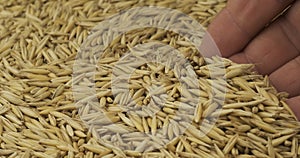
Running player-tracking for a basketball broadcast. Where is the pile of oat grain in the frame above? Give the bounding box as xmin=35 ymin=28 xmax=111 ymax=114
xmin=0 ymin=0 xmax=299 ymax=158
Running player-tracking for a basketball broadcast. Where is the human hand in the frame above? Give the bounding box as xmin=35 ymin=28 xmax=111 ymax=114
xmin=207 ymin=0 xmax=300 ymax=119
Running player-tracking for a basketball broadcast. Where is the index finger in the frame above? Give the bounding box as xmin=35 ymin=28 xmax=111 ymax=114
xmin=207 ymin=0 xmax=294 ymax=57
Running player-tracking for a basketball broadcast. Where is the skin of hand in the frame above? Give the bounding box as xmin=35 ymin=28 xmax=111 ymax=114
xmin=207 ymin=0 xmax=300 ymax=119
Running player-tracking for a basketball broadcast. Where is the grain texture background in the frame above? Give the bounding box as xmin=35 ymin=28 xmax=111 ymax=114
xmin=0 ymin=0 xmax=299 ymax=158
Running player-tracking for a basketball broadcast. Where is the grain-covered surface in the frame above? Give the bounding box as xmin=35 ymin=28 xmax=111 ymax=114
xmin=0 ymin=0 xmax=299 ymax=158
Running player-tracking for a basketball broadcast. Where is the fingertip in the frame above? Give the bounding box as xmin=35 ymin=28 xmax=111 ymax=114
xmin=286 ymin=96 xmax=300 ymax=121
xmin=207 ymin=8 xmax=248 ymax=57
xmin=200 ymin=31 xmax=222 ymax=58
